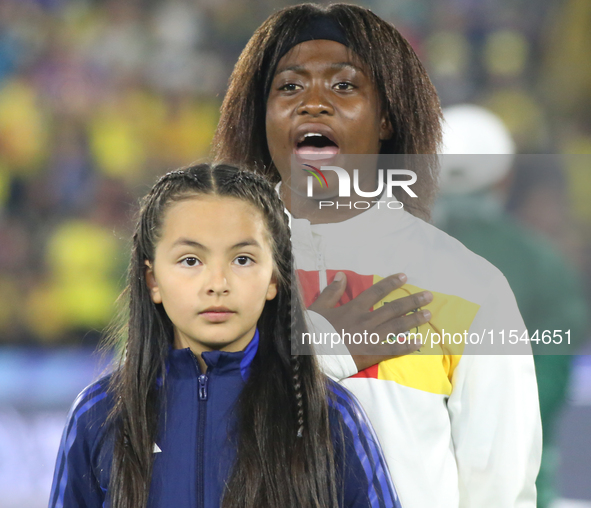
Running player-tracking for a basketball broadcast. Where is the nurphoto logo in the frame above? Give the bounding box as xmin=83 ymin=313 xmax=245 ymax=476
xmin=302 ymin=166 xmax=418 ymax=209
xmin=301 ymin=163 xmax=329 ymax=188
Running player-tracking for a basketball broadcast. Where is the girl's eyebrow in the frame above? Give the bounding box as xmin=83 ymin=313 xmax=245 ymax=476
xmin=171 ymin=238 xmax=207 ymax=250
xmin=231 ymin=239 xmax=262 ymax=250
xmin=170 ymin=238 xmax=262 ymax=250
xmin=275 ymin=61 xmax=363 ymax=76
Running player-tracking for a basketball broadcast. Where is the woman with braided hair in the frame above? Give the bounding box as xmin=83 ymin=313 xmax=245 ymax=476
xmin=48 ymin=163 xmax=399 ymax=508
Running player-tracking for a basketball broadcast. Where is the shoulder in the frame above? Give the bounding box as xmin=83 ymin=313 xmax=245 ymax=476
xmin=326 ymin=378 xmax=383 ymax=451
xmin=408 ymin=213 xmax=501 ymax=276
xmin=49 ymin=375 xmax=116 ymax=508
xmin=61 ymin=373 xmax=117 ymax=475
xmin=325 ymin=378 xmax=383 ymax=465
xmin=63 ymin=373 xmax=116 ymax=448
xmin=325 ymin=379 xmax=401 ymax=507
xmin=400 ymin=212 xmax=511 ymax=303
xmin=326 ymin=378 xmax=366 ymax=425
xmin=69 ymin=374 xmax=114 ymax=419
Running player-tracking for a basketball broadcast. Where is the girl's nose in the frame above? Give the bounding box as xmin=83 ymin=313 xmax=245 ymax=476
xmin=297 ymin=84 xmax=334 ymax=116
xmin=205 ymin=266 xmax=229 ymax=296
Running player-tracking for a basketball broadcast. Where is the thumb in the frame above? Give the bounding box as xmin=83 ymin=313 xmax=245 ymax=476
xmin=309 ymin=272 xmax=347 ymax=310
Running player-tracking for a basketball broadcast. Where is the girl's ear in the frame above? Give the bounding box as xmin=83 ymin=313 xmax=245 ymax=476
xmin=145 ymin=261 xmax=162 ymax=304
xmin=266 ymin=275 xmax=278 ymax=301
xmin=379 ymin=114 xmax=394 ymax=141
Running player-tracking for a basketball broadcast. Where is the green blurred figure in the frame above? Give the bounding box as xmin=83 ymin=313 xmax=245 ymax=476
xmin=435 ymin=105 xmax=589 ymax=508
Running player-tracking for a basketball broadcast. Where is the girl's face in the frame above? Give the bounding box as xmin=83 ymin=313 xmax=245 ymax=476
xmin=145 ymin=195 xmax=277 ymax=356
xmin=266 ymin=39 xmax=392 ymax=193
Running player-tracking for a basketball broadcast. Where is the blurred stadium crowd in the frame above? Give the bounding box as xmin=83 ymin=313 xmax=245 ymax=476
xmin=0 ymin=0 xmax=590 ymax=346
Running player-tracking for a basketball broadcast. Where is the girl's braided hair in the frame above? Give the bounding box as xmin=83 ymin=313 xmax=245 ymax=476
xmin=105 ymin=163 xmax=339 ymax=508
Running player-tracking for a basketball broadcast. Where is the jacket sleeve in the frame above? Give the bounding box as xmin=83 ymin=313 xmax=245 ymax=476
xmin=447 ymin=273 xmax=543 ymax=508
xmin=328 ymin=381 xmax=402 ymax=508
xmin=48 ymin=383 xmax=109 ymax=508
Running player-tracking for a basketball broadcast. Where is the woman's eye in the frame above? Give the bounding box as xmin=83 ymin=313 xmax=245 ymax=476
xmin=279 ymin=83 xmax=301 ymax=92
xmin=234 ymin=256 xmax=253 ymax=266
xmin=180 ymin=257 xmax=200 ymax=267
xmin=334 ymin=81 xmax=355 ymax=91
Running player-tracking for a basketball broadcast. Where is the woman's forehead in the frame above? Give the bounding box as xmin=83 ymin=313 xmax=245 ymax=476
xmin=273 ymin=39 xmax=366 ymax=76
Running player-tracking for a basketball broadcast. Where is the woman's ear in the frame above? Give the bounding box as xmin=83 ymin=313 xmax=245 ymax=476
xmin=266 ymin=275 xmax=278 ymax=301
xmin=145 ymin=261 xmax=162 ymax=304
xmin=379 ymin=114 xmax=394 ymax=141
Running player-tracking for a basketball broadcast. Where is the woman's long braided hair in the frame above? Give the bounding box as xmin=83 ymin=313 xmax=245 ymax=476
xmin=105 ymin=163 xmax=339 ymax=508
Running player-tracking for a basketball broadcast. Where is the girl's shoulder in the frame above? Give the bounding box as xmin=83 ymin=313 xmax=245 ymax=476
xmin=325 ymin=377 xmax=383 ymax=454
xmin=326 ymin=378 xmax=366 ymax=424
xmin=49 ymin=375 xmax=119 ymax=508
xmin=70 ymin=373 xmax=115 ymax=414
xmin=325 ymin=378 xmax=401 ymax=507
xmin=63 ymin=374 xmax=117 ymax=446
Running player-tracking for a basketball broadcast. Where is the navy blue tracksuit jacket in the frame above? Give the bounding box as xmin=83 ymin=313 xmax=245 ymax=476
xmin=49 ymin=331 xmax=401 ymax=508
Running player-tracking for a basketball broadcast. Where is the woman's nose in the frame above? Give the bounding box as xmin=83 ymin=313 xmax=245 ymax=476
xmin=296 ymin=84 xmax=334 ymax=116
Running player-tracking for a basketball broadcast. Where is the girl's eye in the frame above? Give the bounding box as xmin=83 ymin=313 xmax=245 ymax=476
xmin=334 ymin=81 xmax=355 ymax=91
xmin=234 ymin=256 xmax=254 ymax=267
xmin=180 ymin=257 xmax=201 ymax=267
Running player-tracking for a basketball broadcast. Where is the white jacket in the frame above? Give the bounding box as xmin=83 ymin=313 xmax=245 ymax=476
xmin=289 ymin=196 xmax=542 ymax=508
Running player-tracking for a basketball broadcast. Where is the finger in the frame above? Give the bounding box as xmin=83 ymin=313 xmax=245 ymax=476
xmin=345 ymin=309 xmax=431 ymax=357
xmin=375 ymin=309 xmax=432 ymax=338
xmin=308 ymin=272 xmax=347 ymax=311
xmin=371 ymin=291 xmax=433 ymax=325
xmin=347 ymin=333 xmax=423 ymax=357
xmin=379 ymin=337 xmax=424 ymax=356
xmin=349 ymin=273 xmax=408 ymax=310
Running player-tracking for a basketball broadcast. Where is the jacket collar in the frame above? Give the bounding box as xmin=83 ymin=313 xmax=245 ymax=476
xmin=167 ymin=329 xmax=259 ymax=381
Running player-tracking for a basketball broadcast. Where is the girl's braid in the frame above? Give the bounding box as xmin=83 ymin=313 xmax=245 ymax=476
xmin=291 ymin=354 xmax=304 ymax=439
xmin=289 ymin=246 xmax=305 ymax=439
xmin=219 ymin=168 xmax=307 ymax=438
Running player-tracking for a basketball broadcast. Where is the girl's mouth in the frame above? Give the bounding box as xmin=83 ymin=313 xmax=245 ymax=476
xmin=200 ymin=308 xmax=235 ymax=322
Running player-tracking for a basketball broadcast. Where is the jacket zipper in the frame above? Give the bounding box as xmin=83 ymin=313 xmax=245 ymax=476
xmin=192 ymin=353 xmax=209 ymax=508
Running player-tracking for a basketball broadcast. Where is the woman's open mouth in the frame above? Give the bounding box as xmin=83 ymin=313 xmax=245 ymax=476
xmin=294 ymin=129 xmax=340 ymax=160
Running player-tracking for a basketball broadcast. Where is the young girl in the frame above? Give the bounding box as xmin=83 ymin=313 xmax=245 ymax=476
xmin=48 ymin=163 xmax=400 ymax=508
xmin=213 ymin=4 xmax=542 ymax=508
